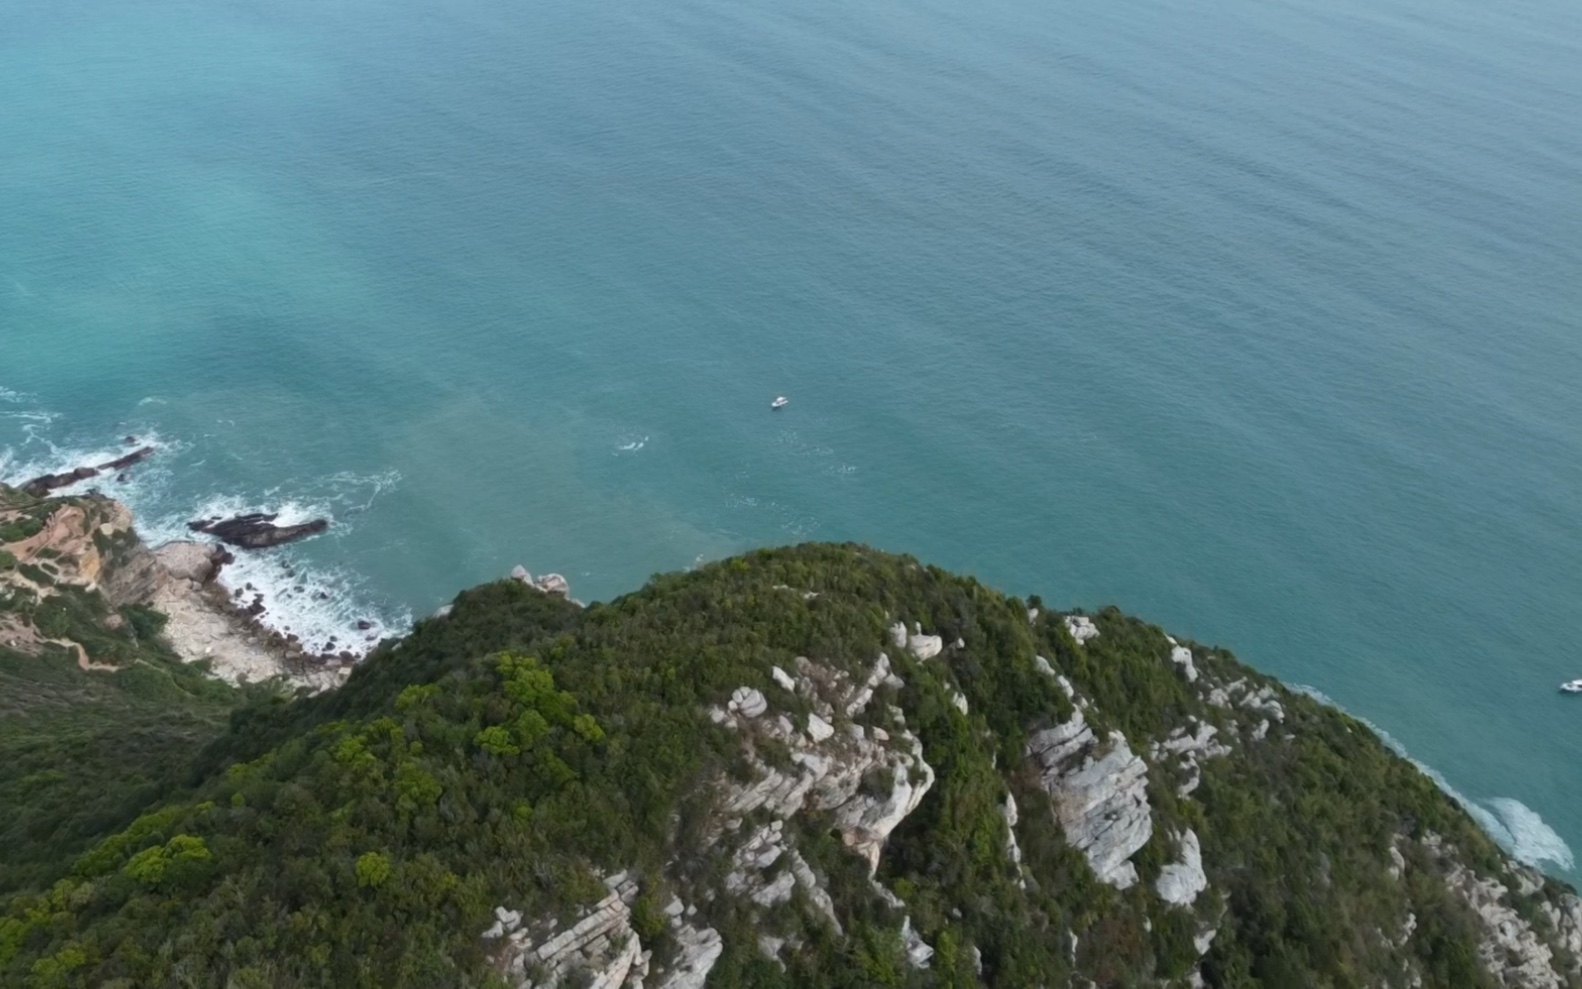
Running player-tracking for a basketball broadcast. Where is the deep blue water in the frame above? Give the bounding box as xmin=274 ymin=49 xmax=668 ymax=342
xmin=3 ymin=0 xmax=1581 ymax=873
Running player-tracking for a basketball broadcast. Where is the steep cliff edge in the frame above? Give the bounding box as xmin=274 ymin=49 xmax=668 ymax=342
xmin=2 ymin=540 xmax=1578 ymax=989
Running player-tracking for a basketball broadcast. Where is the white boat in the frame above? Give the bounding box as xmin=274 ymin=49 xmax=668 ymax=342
xmin=1560 ymin=679 xmax=1582 ymax=694
xmin=771 ymin=396 xmax=789 ymax=409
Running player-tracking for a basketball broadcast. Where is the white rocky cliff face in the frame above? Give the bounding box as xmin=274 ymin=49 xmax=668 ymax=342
xmin=1027 ymin=706 xmax=1152 ymax=890
xmin=490 ymin=645 xmax=938 ymax=988
xmin=1417 ymin=836 xmax=1582 ymax=989
xmin=488 ymin=873 xmax=720 ymax=989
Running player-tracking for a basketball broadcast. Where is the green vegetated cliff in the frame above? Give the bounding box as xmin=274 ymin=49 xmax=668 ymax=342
xmin=3 ymin=489 xmax=1581 ymax=989
xmin=0 ymin=486 xmax=240 ymax=895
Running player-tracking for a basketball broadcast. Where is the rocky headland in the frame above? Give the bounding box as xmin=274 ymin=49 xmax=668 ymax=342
xmin=3 ymin=479 xmax=1580 ymax=989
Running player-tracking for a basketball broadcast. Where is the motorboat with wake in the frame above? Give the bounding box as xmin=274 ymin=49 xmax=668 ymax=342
xmin=1560 ymin=679 xmax=1582 ymax=694
xmin=771 ymin=396 xmax=789 ymax=409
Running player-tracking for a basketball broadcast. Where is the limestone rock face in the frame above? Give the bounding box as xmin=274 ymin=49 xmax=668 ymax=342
xmin=657 ymin=919 xmax=723 ymax=989
xmin=1421 ymin=837 xmax=1575 ymax=989
xmin=1156 ymin=829 xmax=1208 ymax=906
xmin=1064 ymin=614 xmax=1100 ymax=644
xmin=900 ymin=916 xmax=935 ymax=968
xmin=716 ymin=658 xmax=935 ymax=875
xmin=154 ymin=541 xmax=227 ymax=586
xmin=535 ymin=573 xmax=571 ymax=598
xmin=497 ymin=874 xmax=650 ymax=989
xmin=1150 ymin=720 xmax=1231 ymax=797
xmin=489 ymin=652 xmax=938 ymax=986
xmin=1028 ymin=708 xmax=1152 ymax=889
xmin=1169 ymin=643 xmax=1199 ymax=682
xmin=888 ymin=620 xmax=943 ymax=660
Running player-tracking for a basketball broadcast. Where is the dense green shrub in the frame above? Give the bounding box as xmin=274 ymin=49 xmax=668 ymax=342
xmin=0 ymin=540 xmax=1568 ymax=989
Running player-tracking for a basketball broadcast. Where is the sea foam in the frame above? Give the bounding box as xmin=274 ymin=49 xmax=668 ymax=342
xmin=0 ymin=391 xmax=410 ymax=663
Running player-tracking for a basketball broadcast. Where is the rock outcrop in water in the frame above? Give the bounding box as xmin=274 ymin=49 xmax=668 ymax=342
xmin=187 ymin=512 xmax=330 ymax=549
xmin=19 ymin=445 xmax=154 ymax=497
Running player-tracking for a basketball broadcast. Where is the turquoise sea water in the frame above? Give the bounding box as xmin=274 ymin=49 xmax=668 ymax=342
xmin=3 ymin=0 xmax=1580 ymax=874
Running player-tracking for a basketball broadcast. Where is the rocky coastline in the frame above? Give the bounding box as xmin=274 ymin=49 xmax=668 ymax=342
xmin=4 ymin=448 xmax=353 ymax=691
xmin=4 ymin=444 xmax=580 ymax=694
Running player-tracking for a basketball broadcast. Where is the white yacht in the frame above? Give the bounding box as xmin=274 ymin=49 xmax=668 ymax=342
xmin=1560 ymin=679 xmax=1582 ymax=694
xmin=771 ymin=396 xmax=789 ymax=409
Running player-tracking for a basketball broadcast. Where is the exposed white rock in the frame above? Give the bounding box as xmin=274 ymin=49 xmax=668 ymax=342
xmin=844 ymin=652 xmax=902 ymax=717
xmin=1152 ymin=721 xmax=1231 ymax=797
xmin=1194 ymin=926 xmax=1218 ymax=956
xmin=534 ymin=573 xmax=571 ymax=598
xmin=729 ymin=686 xmax=768 ymax=719
xmin=657 ymin=920 xmax=723 ymax=989
xmin=900 ymin=916 xmax=935 ymax=969
xmin=1206 ymin=677 xmax=1246 ymax=709
xmin=1241 ymin=685 xmax=1285 ymax=722
xmin=1028 ymin=709 xmax=1152 ymax=889
xmin=432 ymin=604 xmax=454 ymax=619
xmin=156 ymin=541 xmax=224 ymax=584
xmin=771 ymin=665 xmax=797 ymax=692
xmin=807 ymin=713 xmax=835 ymax=742
xmin=1540 ymin=894 xmax=1582 ymax=963
xmin=950 ymin=690 xmax=968 ymax=715
xmin=889 ymin=622 xmax=908 ymax=649
xmin=501 ymin=875 xmax=648 ymax=989
xmin=908 ymin=633 xmax=943 ymax=661
xmin=1423 ymin=834 xmax=1572 ymax=989
xmin=1003 ymin=793 xmax=1026 ymax=887
xmin=1034 ymin=654 xmax=1055 ymax=676
xmin=718 ymin=662 xmax=935 ymax=879
xmin=1251 ymin=719 xmax=1270 ymax=741
xmin=722 ymin=820 xmax=841 ymax=929
xmin=1156 ymin=830 xmax=1208 ymax=906
xmin=1170 ymin=645 xmax=1199 ymax=683
xmin=1027 ymin=607 xmax=1040 ymax=623
xmin=510 ymin=565 xmax=532 ymax=583
xmin=1064 ymin=615 xmax=1100 ymax=644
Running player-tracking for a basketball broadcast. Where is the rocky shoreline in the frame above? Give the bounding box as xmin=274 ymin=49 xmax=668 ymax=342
xmin=106 ymin=537 xmax=357 ymax=692
xmin=6 ymin=447 xmax=357 ymax=691
xmin=5 ymin=443 xmax=581 ymax=694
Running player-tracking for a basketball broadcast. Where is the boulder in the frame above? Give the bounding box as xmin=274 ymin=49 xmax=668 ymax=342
xmin=807 ymin=713 xmax=835 ymax=742
xmin=1156 ymin=830 xmax=1208 ymax=906
xmin=1064 ymin=615 xmax=1100 ymax=644
xmin=534 ymin=573 xmax=571 ymax=597
xmin=154 ymin=541 xmax=226 ymax=585
xmin=187 ymin=513 xmax=329 ymax=549
xmin=729 ymin=686 xmax=768 ymax=719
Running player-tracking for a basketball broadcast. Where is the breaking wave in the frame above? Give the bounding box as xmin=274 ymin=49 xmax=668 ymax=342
xmin=0 ymin=389 xmax=411 ymax=661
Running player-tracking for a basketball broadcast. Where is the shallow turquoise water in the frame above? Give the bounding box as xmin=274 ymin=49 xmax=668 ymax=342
xmin=3 ymin=0 xmax=1581 ymax=873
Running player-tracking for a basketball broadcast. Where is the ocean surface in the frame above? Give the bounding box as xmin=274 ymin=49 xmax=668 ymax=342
xmin=3 ymin=0 xmax=1580 ymax=875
